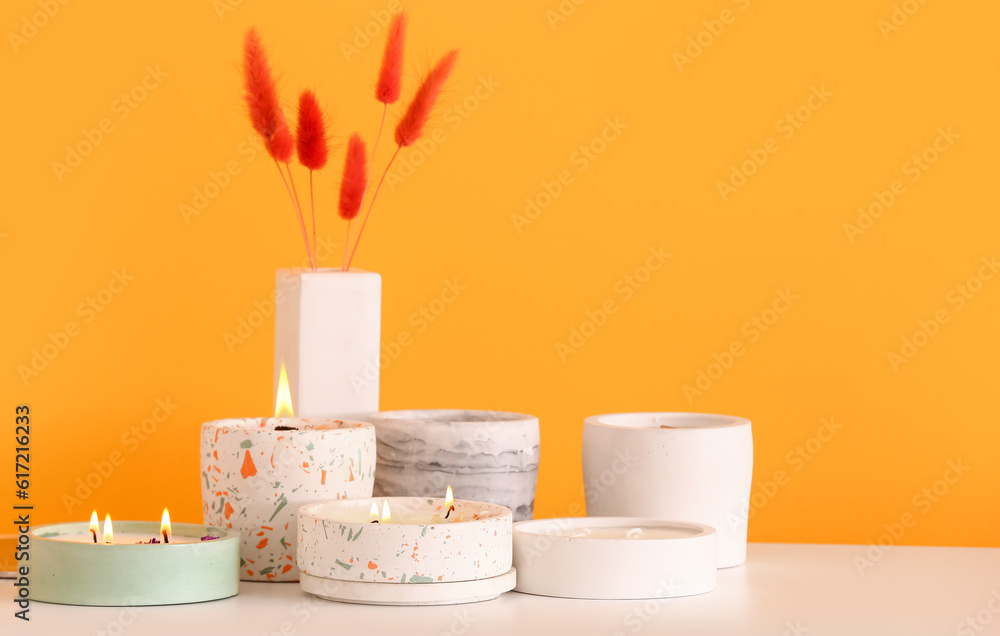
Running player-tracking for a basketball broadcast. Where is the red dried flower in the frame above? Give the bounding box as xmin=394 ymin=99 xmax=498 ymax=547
xmin=338 ymin=134 xmax=368 ymax=220
xmin=296 ymin=90 xmax=328 ymax=170
xmin=394 ymin=49 xmax=458 ymax=147
xmin=376 ymin=13 xmax=407 ymax=104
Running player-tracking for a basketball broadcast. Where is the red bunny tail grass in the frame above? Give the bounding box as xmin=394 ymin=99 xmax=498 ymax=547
xmin=243 ymin=28 xmax=286 ymax=157
xmin=270 ymin=115 xmax=295 ymax=162
xmin=338 ymin=134 xmax=368 ymax=221
xmin=394 ymin=49 xmax=458 ymax=147
xmin=296 ymin=90 xmax=328 ymax=170
xmin=375 ymin=12 xmax=407 ymax=104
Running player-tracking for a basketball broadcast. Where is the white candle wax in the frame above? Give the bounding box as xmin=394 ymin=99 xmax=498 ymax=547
xmin=555 ymin=526 xmax=696 ymax=540
xmin=56 ymin=533 xmax=202 ymax=544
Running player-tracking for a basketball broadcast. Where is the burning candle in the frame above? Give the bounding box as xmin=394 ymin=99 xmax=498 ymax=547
xmin=200 ymin=363 xmax=376 ymax=581
xmin=297 ymin=494 xmax=512 ymax=586
xmin=29 ymin=515 xmax=239 ymax=606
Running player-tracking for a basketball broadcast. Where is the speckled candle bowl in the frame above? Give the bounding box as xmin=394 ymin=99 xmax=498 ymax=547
xmin=370 ymin=410 xmax=540 ymax=521
xmin=582 ymin=412 xmax=753 ymax=568
xmin=201 ymin=417 xmax=376 ymax=581
xmin=30 ymin=521 xmax=238 ymax=606
xmin=298 ymin=497 xmax=512 ymax=583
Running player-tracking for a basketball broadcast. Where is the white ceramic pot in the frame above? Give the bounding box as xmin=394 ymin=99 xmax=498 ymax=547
xmin=512 ymin=517 xmax=716 ymax=599
xmin=200 ymin=417 xmax=376 ymax=581
xmin=582 ymin=412 xmax=753 ymax=568
xmin=274 ymin=268 xmax=381 ymax=420
xmin=369 ymin=410 xmax=540 ymax=521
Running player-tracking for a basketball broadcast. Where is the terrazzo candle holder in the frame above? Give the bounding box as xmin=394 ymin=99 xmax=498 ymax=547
xmin=582 ymin=412 xmax=753 ymax=568
xmin=297 ymin=497 xmax=515 ymax=605
xmin=370 ymin=410 xmax=540 ymax=521
xmin=201 ymin=417 xmax=376 ymax=581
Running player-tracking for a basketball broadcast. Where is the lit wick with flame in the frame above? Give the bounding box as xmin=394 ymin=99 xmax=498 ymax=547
xmin=381 ymin=500 xmax=391 ymax=524
xmin=445 ymin=486 xmax=455 ymax=519
xmin=369 ymin=502 xmax=380 ymax=524
xmin=273 ymin=362 xmax=298 ymax=430
xmin=103 ymin=514 xmax=114 ymax=544
xmin=89 ymin=511 xmax=99 ymax=544
xmin=161 ymin=508 xmax=171 ymax=544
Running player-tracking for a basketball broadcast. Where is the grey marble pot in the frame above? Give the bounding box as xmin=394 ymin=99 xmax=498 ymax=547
xmin=370 ymin=410 xmax=540 ymax=521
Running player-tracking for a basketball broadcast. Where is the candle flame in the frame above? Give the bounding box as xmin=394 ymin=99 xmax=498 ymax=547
xmin=369 ymin=502 xmax=379 ymax=520
xmin=89 ymin=511 xmax=99 ymax=540
xmin=275 ymin=362 xmax=294 ymax=418
xmin=445 ymin=486 xmax=454 ymax=509
xmin=161 ymin=508 xmax=172 ymax=543
xmin=103 ymin=513 xmax=114 ymax=544
xmin=380 ymin=500 xmax=391 ymax=523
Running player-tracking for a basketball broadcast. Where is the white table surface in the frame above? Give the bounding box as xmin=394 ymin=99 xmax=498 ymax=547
xmin=4 ymin=543 xmax=998 ymax=636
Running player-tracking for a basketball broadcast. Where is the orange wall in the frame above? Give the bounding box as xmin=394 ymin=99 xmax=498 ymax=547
xmin=2 ymin=0 xmax=997 ymax=547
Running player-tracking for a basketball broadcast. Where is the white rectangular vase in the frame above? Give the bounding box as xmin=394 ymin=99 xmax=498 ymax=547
xmin=274 ymin=269 xmax=381 ymax=419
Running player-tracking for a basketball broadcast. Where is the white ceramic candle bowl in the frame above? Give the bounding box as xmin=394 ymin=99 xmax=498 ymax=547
xmin=370 ymin=410 xmax=540 ymax=521
xmin=297 ymin=497 xmax=512 ymax=583
xmin=201 ymin=417 xmax=376 ymax=581
xmin=512 ymin=517 xmax=716 ymax=599
xmin=582 ymin=412 xmax=753 ymax=568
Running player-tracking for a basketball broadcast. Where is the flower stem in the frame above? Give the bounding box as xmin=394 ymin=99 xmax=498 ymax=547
xmin=346 ymin=144 xmax=401 ymax=271
xmin=309 ymin=170 xmax=317 ymax=270
xmin=274 ymin=158 xmax=317 ymax=270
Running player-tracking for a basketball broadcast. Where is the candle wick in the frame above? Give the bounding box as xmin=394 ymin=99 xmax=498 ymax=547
xmin=163 ymin=531 xmax=169 ymax=544
xmin=370 ymin=520 xmax=379 ymax=524
xmin=91 ymin=531 xmax=97 ymax=544
xmin=445 ymin=505 xmax=455 ymax=519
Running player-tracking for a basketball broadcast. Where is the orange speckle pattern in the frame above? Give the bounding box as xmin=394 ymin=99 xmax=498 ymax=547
xmin=256 ymin=538 xmax=268 ymax=549
xmin=321 ymin=469 xmax=327 ymax=485
xmin=240 ymin=450 xmax=257 ymax=478
xmin=224 ymin=501 xmax=234 ymax=519
xmin=282 ymin=564 xmax=293 ymax=574
xmin=368 ymin=561 xmax=378 ymax=570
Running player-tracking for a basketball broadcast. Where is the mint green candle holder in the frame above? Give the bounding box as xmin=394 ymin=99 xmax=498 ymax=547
xmin=29 ymin=521 xmax=239 ymax=606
